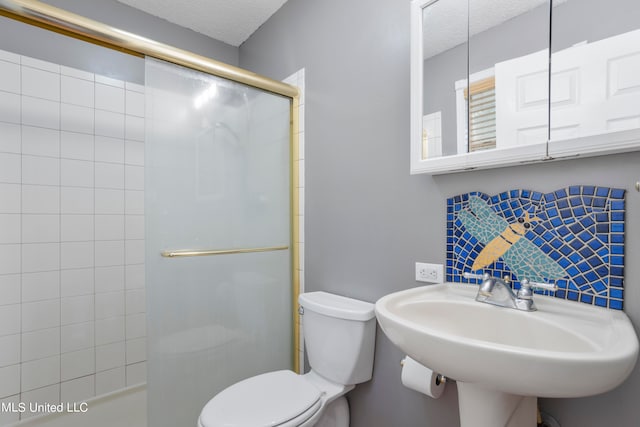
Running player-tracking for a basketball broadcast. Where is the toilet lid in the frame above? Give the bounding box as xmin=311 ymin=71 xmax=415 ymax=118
xmin=199 ymin=370 xmax=322 ymax=427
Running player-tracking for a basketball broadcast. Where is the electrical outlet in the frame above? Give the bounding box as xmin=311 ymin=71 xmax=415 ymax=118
xmin=415 ymin=262 xmax=444 ymax=283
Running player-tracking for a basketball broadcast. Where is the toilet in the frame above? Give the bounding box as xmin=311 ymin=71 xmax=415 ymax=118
xmin=198 ymin=291 xmax=377 ymax=427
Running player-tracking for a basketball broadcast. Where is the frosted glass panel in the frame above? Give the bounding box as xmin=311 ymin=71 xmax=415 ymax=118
xmin=145 ymin=58 xmax=292 ymax=427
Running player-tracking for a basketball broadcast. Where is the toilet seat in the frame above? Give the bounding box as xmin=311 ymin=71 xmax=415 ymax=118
xmin=198 ymin=370 xmax=323 ymax=427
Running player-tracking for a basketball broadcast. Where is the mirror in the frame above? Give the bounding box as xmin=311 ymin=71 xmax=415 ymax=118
xmin=412 ymin=0 xmax=640 ymax=174
xmin=468 ymin=0 xmax=550 ymax=150
xmin=412 ymin=0 xmax=551 ymax=173
xmin=420 ymin=0 xmax=468 ymax=159
xmin=549 ymin=0 xmax=640 ymax=154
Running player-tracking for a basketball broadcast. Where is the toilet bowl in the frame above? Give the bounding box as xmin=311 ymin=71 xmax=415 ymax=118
xmin=198 ymin=370 xmax=350 ymax=427
xmin=198 ymin=291 xmax=376 ymax=427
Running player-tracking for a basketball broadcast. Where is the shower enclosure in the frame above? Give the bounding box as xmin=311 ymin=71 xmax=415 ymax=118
xmin=145 ymin=58 xmax=294 ymax=426
xmin=0 ymin=2 xmax=300 ymax=426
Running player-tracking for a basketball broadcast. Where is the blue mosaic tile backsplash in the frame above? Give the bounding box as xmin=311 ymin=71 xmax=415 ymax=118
xmin=446 ymin=186 xmax=626 ymax=310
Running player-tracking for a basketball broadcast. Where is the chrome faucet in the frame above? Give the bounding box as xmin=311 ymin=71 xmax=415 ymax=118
xmin=463 ymin=272 xmax=558 ymax=312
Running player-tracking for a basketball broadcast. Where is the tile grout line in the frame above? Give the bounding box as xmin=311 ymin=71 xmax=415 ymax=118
xmin=92 ymin=69 xmax=97 ymax=399
xmin=58 ymin=58 xmax=62 ymax=405
xmin=123 ymin=86 xmax=127 ymax=388
xmin=18 ymin=52 xmax=23 ymax=416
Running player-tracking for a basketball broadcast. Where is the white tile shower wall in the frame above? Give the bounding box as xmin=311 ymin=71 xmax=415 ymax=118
xmin=0 ymin=48 xmax=146 ymax=419
xmin=282 ymin=69 xmax=305 ymax=369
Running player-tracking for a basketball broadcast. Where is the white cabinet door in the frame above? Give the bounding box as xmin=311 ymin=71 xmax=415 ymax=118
xmin=495 ymin=50 xmax=549 ymax=149
xmin=551 ymin=29 xmax=640 ymax=141
xmin=495 ymin=29 xmax=640 ymax=149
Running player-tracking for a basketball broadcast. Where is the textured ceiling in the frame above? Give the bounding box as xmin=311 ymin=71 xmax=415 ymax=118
xmin=116 ymin=0 xmax=289 ymax=46
xmin=423 ymin=0 xmax=558 ymax=59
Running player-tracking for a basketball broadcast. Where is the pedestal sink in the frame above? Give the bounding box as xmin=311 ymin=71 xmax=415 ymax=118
xmin=375 ymin=283 xmax=638 ymax=427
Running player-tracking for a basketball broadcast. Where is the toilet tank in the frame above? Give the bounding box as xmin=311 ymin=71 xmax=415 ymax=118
xmin=298 ymin=292 xmax=376 ymax=385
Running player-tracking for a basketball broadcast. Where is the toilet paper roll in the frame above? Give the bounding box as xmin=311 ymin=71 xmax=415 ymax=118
xmin=400 ymin=356 xmax=445 ymax=399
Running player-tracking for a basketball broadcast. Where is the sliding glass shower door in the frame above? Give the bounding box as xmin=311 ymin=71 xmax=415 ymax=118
xmin=145 ymin=58 xmax=293 ymax=427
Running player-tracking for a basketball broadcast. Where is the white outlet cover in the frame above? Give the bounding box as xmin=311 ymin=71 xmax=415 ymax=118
xmin=415 ymin=262 xmax=444 ymax=283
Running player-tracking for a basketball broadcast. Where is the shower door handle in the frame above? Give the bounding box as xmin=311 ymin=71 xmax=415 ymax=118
xmin=160 ymin=245 xmax=289 ymax=258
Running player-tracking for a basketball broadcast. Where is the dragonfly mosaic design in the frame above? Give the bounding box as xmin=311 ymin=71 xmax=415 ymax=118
xmin=458 ymin=196 xmax=566 ymax=282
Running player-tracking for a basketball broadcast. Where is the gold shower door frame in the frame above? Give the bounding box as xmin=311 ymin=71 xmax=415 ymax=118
xmin=0 ymin=0 xmax=302 ymax=373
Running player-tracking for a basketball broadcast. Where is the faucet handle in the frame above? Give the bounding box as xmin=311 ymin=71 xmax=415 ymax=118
xmin=520 ymin=278 xmax=558 ymax=292
xmin=463 ymin=272 xmax=490 ymax=281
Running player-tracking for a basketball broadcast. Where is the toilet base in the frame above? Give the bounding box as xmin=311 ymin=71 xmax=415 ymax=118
xmin=313 ymin=396 xmax=349 ymax=427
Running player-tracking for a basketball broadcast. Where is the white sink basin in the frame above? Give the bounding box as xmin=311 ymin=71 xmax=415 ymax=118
xmin=375 ymin=283 xmax=639 ymax=426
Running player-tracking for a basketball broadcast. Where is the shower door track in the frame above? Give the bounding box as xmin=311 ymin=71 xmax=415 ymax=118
xmin=0 ymin=0 xmax=298 ymax=98
xmin=0 ymin=0 xmax=302 ymax=373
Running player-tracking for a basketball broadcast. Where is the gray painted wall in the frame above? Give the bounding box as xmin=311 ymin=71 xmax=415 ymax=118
xmin=0 ymin=0 xmax=238 ymax=83
xmin=240 ymin=1 xmax=640 ymax=426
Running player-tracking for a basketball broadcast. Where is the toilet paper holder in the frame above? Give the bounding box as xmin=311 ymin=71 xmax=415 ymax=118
xmin=401 ymin=358 xmax=447 ymax=386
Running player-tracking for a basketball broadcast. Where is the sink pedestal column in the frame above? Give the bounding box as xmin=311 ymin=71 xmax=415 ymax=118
xmin=457 ymin=382 xmax=536 ymax=427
